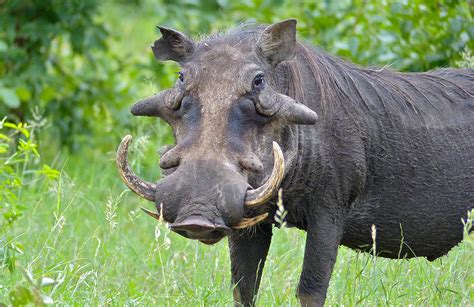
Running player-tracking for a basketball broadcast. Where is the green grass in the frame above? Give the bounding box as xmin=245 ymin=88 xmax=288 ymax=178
xmin=1 ymin=152 xmax=473 ymax=305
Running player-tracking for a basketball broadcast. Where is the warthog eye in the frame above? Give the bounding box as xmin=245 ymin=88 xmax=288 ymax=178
xmin=252 ymin=73 xmax=265 ymax=90
xmin=177 ymin=71 xmax=184 ymax=83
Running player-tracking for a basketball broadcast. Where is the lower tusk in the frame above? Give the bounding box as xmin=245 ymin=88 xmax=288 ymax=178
xmin=140 ymin=207 xmax=162 ymax=221
xmin=244 ymin=142 xmax=285 ymax=207
xmin=232 ymin=213 xmax=269 ymax=229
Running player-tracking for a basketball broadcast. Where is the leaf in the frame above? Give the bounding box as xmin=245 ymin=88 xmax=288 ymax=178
xmin=0 ymin=88 xmax=20 ymax=108
xmin=39 ymin=165 xmax=60 ymax=180
xmin=15 ymin=86 xmax=32 ymax=101
xmin=3 ymin=122 xmax=17 ymax=129
xmin=19 ymin=128 xmax=30 ymax=138
xmin=0 ymin=133 xmax=11 ymax=141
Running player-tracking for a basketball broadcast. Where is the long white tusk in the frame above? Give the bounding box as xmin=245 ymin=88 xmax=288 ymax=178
xmin=244 ymin=142 xmax=285 ymax=207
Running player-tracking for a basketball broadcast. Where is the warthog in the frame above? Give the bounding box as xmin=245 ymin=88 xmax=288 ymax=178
xmin=116 ymin=19 xmax=474 ymax=306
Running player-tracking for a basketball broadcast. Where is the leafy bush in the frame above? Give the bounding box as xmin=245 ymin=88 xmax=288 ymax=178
xmin=0 ymin=118 xmax=58 ymax=273
xmin=0 ymin=1 xmax=139 ymax=151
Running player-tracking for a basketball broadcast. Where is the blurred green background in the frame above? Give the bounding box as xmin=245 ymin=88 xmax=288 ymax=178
xmin=1 ymin=0 xmax=473 ymax=305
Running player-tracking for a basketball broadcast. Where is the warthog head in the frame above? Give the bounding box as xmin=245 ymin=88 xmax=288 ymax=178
xmin=116 ymin=19 xmax=317 ymax=244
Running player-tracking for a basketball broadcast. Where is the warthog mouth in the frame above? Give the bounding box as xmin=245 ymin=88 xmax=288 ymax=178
xmin=168 ymin=215 xmax=231 ymax=244
xmin=116 ymin=135 xmax=284 ymax=231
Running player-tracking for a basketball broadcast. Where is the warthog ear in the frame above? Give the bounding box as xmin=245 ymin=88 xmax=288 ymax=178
xmin=256 ymin=19 xmax=297 ymax=66
xmin=152 ymin=26 xmax=195 ymax=63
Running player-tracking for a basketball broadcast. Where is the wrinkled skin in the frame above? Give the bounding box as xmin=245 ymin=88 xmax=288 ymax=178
xmin=117 ymin=20 xmax=474 ymax=306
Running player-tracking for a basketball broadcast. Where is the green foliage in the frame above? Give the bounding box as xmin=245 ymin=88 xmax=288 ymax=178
xmin=0 ymin=117 xmax=60 ymax=305
xmin=0 ymin=118 xmax=58 ymax=274
xmin=0 ymin=0 xmax=140 ymax=151
xmin=144 ymin=0 xmax=473 ymax=71
xmin=1 ymin=119 xmax=38 ymax=230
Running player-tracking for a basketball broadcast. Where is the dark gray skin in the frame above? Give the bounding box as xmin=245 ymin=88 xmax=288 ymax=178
xmin=126 ymin=20 xmax=474 ymax=306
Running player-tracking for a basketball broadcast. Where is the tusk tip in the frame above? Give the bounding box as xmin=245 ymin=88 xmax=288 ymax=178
xmin=272 ymin=141 xmax=284 ymax=157
xmin=140 ymin=206 xmax=161 ymax=221
xmin=118 ymin=135 xmax=133 ymax=152
xmin=122 ymin=134 xmax=133 ymax=143
xmin=272 ymin=141 xmax=279 ymax=150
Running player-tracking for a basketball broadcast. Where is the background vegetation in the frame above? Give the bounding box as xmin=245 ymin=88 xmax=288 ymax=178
xmin=1 ymin=0 xmax=473 ymax=305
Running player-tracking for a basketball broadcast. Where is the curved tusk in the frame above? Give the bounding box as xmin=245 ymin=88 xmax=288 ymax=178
xmin=140 ymin=207 xmax=161 ymax=221
xmin=116 ymin=135 xmax=156 ymax=201
xmin=232 ymin=213 xmax=269 ymax=229
xmin=244 ymin=142 xmax=285 ymax=207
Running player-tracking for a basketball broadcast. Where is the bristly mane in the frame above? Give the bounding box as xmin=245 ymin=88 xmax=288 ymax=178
xmin=196 ymin=24 xmax=474 ymax=126
xmin=291 ymin=43 xmax=474 ymax=126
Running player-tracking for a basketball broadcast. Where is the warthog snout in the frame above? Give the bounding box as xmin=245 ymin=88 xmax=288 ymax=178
xmin=116 ymin=135 xmax=285 ymax=234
